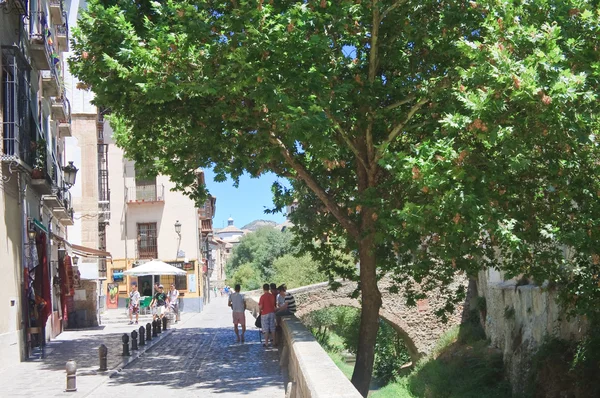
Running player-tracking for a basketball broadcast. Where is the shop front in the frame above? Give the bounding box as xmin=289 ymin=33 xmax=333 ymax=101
xmin=106 ymin=258 xmax=204 ymax=311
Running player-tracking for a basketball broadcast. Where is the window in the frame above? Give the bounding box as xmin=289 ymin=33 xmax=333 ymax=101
xmin=135 ymin=169 xmax=157 ymax=201
xmin=175 ymin=275 xmax=187 ymax=290
xmin=137 ymin=223 xmax=157 ymax=259
xmin=160 ymin=275 xmax=188 ymax=291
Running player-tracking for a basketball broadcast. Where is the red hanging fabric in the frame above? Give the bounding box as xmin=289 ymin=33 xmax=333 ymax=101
xmin=59 ymin=256 xmax=70 ymax=321
xmin=34 ymin=233 xmax=52 ymax=328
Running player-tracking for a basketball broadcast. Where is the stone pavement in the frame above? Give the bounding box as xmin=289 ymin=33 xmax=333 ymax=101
xmin=2 ymin=297 xmax=285 ymax=397
xmin=86 ymin=296 xmax=285 ymax=397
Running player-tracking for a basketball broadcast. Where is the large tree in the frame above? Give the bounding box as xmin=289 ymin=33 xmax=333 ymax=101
xmin=71 ymin=1 xmax=600 ymax=394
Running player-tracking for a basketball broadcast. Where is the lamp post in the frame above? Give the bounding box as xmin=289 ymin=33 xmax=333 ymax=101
xmin=174 ymin=220 xmax=182 ymax=260
xmin=27 ymin=218 xmax=37 ymax=241
xmin=62 ymin=161 xmax=78 ymax=189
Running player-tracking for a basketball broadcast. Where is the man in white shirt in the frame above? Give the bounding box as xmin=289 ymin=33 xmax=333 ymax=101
xmin=129 ymin=282 xmax=141 ymax=325
xmin=228 ymin=284 xmax=247 ymax=343
xmin=167 ymin=284 xmax=180 ymax=322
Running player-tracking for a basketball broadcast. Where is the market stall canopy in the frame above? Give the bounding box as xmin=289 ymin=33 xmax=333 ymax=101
xmin=50 ymin=232 xmax=112 ymax=259
xmin=123 ymin=260 xmax=187 ymax=276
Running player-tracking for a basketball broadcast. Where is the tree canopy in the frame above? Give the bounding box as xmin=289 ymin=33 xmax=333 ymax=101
xmin=71 ymin=1 xmax=600 ymax=394
xmin=226 ymin=226 xmax=295 ymax=279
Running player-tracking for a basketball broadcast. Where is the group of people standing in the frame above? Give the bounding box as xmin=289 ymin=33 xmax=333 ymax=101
xmin=128 ymin=281 xmax=180 ymax=325
xmin=258 ymin=283 xmax=296 ymax=348
xmin=227 ymin=282 xmax=296 ymax=346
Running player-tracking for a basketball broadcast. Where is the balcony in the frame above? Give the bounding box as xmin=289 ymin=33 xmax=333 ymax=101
xmin=57 ymin=99 xmax=71 ymax=137
xmin=49 ymin=0 xmax=63 ymax=24
xmin=54 ymin=24 xmax=69 ymax=51
xmin=127 ymin=184 xmax=165 ymax=204
xmin=1 ymin=121 xmax=35 ymax=172
xmin=9 ymin=0 xmax=28 ymax=15
xmin=30 ymin=143 xmax=54 ymax=195
xmin=41 ymin=69 xmax=60 ymax=97
xmin=51 ymin=97 xmax=67 ymax=120
xmin=28 ymin=12 xmax=52 ymax=70
xmin=200 ymin=219 xmax=213 ymax=233
xmin=42 ymin=189 xmax=73 ymax=226
xmin=58 ymin=120 xmax=71 ymax=137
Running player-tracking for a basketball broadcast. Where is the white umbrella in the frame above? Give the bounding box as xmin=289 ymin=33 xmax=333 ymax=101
xmin=123 ymin=260 xmax=187 ymax=276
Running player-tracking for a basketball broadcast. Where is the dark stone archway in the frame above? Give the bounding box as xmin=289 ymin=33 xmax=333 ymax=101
xmin=288 ymin=276 xmax=468 ymax=359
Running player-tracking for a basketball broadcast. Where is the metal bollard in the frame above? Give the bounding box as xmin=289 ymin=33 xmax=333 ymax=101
xmin=139 ymin=326 xmax=146 ymax=346
xmin=152 ymin=320 xmax=157 ymax=337
xmin=147 ymin=322 xmax=153 ymax=341
xmin=131 ymin=330 xmax=138 ymax=350
xmin=65 ymin=360 xmax=77 ymax=392
xmin=157 ymin=318 xmax=162 ymax=334
xmin=122 ymin=333 xmax=130 ymax=356
xmin=98 ymin=344 xmax=108 ymax=371
xmin=162 ymin=316 xmax=167 ymax=331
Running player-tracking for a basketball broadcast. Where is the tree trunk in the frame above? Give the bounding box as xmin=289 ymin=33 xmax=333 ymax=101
xmin=351 ymin=235 xmax=382 ymax=397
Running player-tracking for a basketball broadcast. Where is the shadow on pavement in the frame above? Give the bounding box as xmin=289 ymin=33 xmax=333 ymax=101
xmin=104 ymin=326 xmax=284 ymax=394
xmin=33 ymin=329 xmax=140 ymax=372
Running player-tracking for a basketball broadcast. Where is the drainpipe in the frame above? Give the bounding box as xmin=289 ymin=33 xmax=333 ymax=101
xmin=123 ymin=157 xmax=128 ymax=277
xmin=195 ymin=207 xmax=202 ymax=308
xmin=18 ymin=174 xmax=29 ymax=359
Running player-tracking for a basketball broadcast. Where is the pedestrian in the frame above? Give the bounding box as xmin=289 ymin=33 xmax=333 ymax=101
xmin=275 ymin=284 xmax=296 ymax=316
xmin=213 ymin=286 xmax=218 ymax=298
xmin=228 ymin=284 xmax=246 ymax=343
xmin=167 ymin=283 xmax=179 ymax=323
xmin=128 ymin=281 xmax=141 ymax=325
xmin=150 ymin=284 xmax=167 ymax=320
xmin=258 ymin=283 xmax=276 ymax=348
xmin=270 ymin=283 xmax=278 ymax=300
xmin=151 ymin=281 xmax=161 ymax=318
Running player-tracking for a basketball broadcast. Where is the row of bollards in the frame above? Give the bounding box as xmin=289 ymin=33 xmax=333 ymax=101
xmin=64 ymin=317 xmax=172 ymax=393
xmin=122 ymin=318 xmax=168 ymax=356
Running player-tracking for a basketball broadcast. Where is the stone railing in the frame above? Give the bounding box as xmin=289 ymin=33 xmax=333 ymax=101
xmin=245 ymin=294 xmax=361 ymax=398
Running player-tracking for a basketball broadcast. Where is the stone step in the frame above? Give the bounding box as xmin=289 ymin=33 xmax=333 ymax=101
xmin=100 ymin=315 xmax=154 ymax=324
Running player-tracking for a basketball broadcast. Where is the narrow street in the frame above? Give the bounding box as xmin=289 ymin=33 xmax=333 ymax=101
xmin=85 ymin=296 xmax=285 ymax=397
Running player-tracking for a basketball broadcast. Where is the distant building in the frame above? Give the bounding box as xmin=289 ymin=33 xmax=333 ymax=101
xmin=214 ymin=217 xmax=246 ymax=272
xmin=98 ymin=129 xmax=209 ymax=312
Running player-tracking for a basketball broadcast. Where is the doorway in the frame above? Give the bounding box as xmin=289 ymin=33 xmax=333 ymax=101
xmin=139 ymin=275 xmax=154 ymax=297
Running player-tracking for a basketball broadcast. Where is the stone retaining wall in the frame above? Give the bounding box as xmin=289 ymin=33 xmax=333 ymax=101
xmin=477 ymin=269 xmax=588 ymax=393
xmin=245 ymin=295 xmax=361 ymax=398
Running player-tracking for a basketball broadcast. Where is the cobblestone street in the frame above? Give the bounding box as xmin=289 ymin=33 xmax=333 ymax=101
xmin=2 ymin=297 xmax=284 ymax=397
xmin=87 ymin=296 xmax=284 ymax=397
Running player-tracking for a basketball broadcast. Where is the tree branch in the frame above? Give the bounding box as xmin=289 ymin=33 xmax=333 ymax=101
xmin=379 ymin=0 xmax=408 ymax=23
xmin=384 ymin=95 xmax=417 ymax=111
xmin=324 ymin=108 xmax=369 ymax=171
xmin=366 ymin=2 xmax=381 ymax=175
xmin=269 ymin=133 xmax=360 ymax=240
xmin=375 ymin=97 xmax=429 ymax=163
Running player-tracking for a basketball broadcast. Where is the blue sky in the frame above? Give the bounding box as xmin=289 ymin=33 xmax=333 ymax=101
xmin=203 ymin=169 xmax=288 ymax=229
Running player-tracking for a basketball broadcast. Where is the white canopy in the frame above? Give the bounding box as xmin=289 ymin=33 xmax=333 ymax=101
xmin=123 ymin=260 xmax=187 ymax=276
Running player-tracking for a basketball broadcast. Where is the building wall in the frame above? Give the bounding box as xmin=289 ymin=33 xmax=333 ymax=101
xmin=1 ymin=0 xmax=76 ymax=363
xmin=0 ymin=170 xmax=25 ymax=369
xmin=102 ymin=123 xmax=203 ymax=307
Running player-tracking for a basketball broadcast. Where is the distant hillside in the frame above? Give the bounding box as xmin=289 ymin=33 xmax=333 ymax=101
xmin=242 ymin=219 xmax=278 ymax=231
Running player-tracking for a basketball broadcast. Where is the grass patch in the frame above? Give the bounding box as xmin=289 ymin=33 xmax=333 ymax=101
xmin=370 ymin=316 xmax=511 ymax=398
xmin=327 ymin=350 xmax=354 ymax=380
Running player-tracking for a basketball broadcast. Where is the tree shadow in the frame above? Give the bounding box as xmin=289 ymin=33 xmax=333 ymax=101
xmin=31 ymin=327 xmax=138 ymax=372
xmin=101 ymin=326 xmax=285 ymax=395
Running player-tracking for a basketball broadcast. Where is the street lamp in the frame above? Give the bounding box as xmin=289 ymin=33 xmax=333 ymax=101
xmin=72 ymin=256 xmax=79 ymax=265
xmin=174 ymin=220 xmax=182 ymax=236
xmin=27 ymin=218 xmax=37 ymax=241
xmin=62 ymin=161 xmax=79 ymax=189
